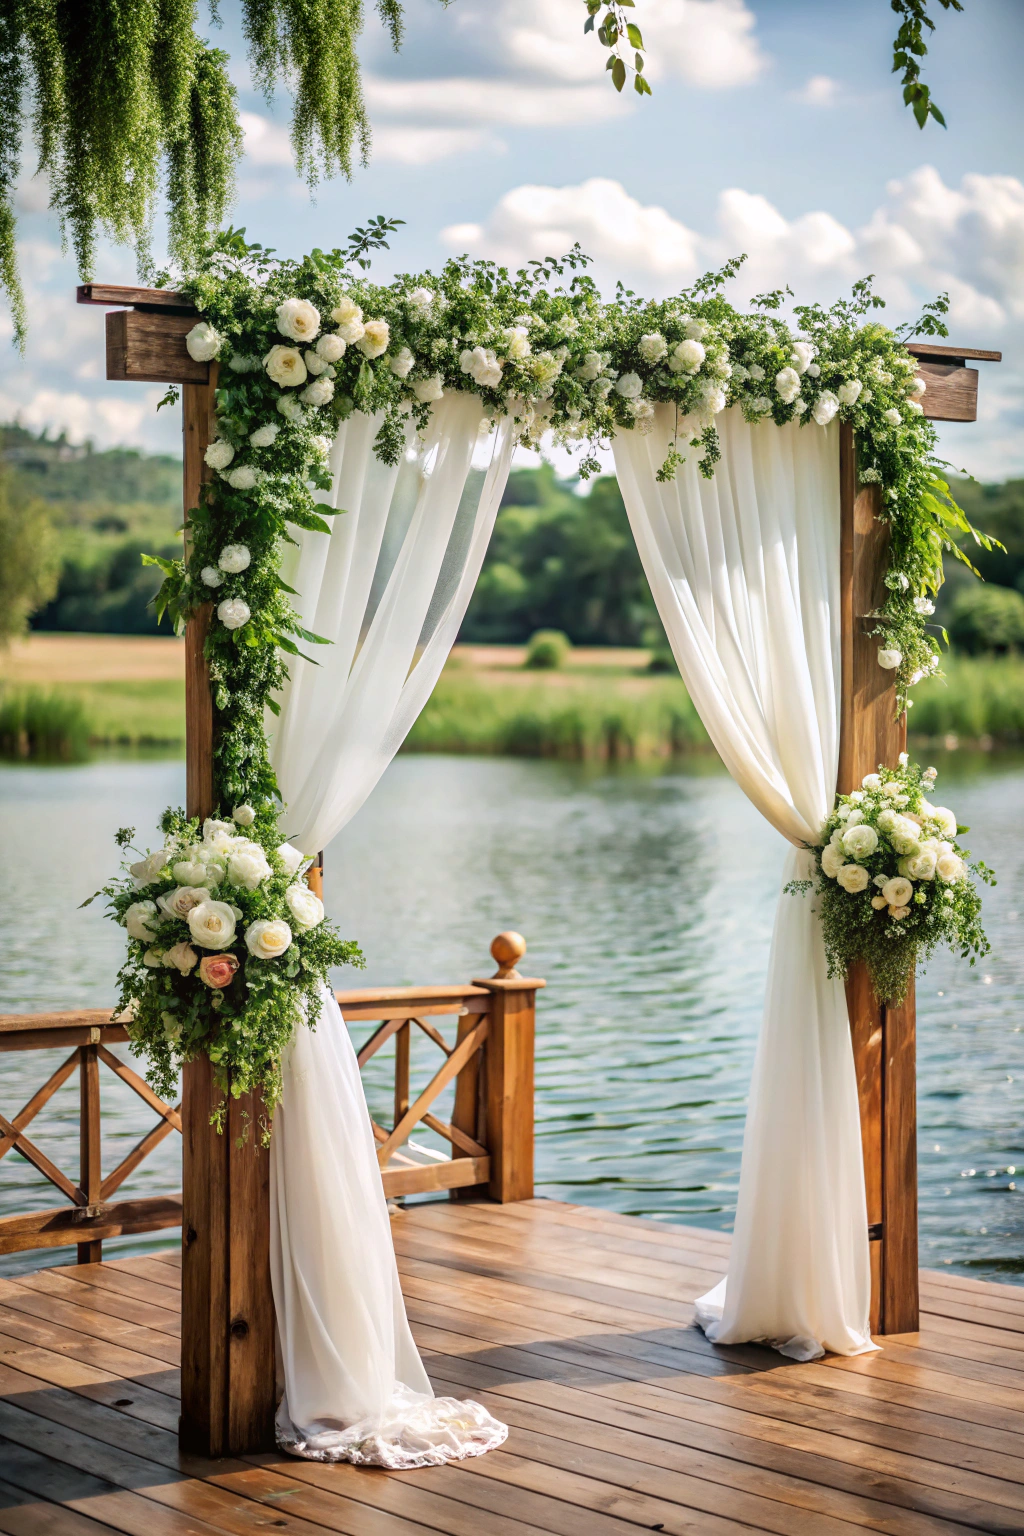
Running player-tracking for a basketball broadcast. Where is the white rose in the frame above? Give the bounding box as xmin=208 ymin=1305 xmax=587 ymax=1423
xmin=882 ymin=876 xmax=914 ymax=909
xmin=861 ymin=773 xmax=881 ymax=790
xmin=218 ymin=544 xmax=250 ymax=574
xmin=357 ymin=319 xmax=390 ymax=358
xmin=162 ymin=941 xmax=198 ymax=974
xmin=639 ymin=332 xmax=668 ymax=364
xmin=331 ymin=298 xmax=364 ymax=344
xmin=172 ymin=857 xmax=214 ymax=888
xmin=264 ymin=345 xmax=308 ymax=388
xmin=575 ymin=351 xmax=604 ymax=382
xmin=812 ymin=391 xmax=839 ymax=426
xmin=232 ymin=804 xmax=256 ymax=827
xmin=936 ymin=852 xmax=964 ymax=883
xmin=615 ymin=372 xmax=643 ymax=399
xmin=877 ymin=648 xmax=902 ymax=670
xmin=249 ymin=423 xmax=279 ymax=450
xmin=412 ymin=374 xmax=444 ymax=403
xmin=789 ymin=341 xmax=815 ymax=374
xmin=699 ymin=384 xmax=727 ymax=417
xmin=871 ymin=895 xmax=888 ymax=910
xmin=842 ymin=824 xmax=879 ymax=860
xmin=305 ymin=336 xmax=341 ymax=370
xmin=901 ymin=848 xmax=937 ymax=881
xmin=277 ymin=395 xmax=305 ymax=423
xmin=225 ymin=465 xmax=258 ymax=491
xmin=503 ymin=326 xmax=532 ymax=360
xmin=837 ymin=380 xmax=862 ymax=407
xmin=125 ymin=900 xmax=161 ymax=942
xmin=774 ymin=367 xmax=802 ymax=404
xmin=668 ymin=339 xmax=705 ymax=374
xmin=157 ymin=885 xmax=209 ymax=920
xmin=185 ymin=322 xmax=222 ymax=362
xmin=285 ymin=884 xmax=324 ymax=931
xmin=888 ymin=817 xmax=922 ymax=856
xmin=227 ymin=847 xmax=272 ymax=891
xmin=845 ymin=808 xmax=865 ymax=825
xmin=218 ymin=598 xmax=251 ymax=631
xmin=187 ymin=900 xmax=239 ymax=950
xmin=530 ymin=351 xmax=563 ymax=388
xmin=276 ymin=843 xmax=306 ymax=877
xmin=407 ymin=286 xmax=434 ymax=315
xmin=883 ymin=407 xmax=903 ymax=426
xmin=837 ymin=863 xmax=870 ymax=893
xmin=143 ymin=949 xmax=163 ymax=967
xmin=129 ymin=849 xmax=169 ymax=887
xmin=460 ymin=346 xmax=503 ymax=388
xmin=924 ymin=803 xmax=958 ymax=838
xmin=300 ymin=376 xmax=335 ymax=406
xmin=821 ymin=843 xmax=845 ymax=878
xmin=303 ymin=349 xmax=329 ymax=376
xmin=389 ymin=346 xmax=415 ymax=378
xmin=204 ymin=440 xmax=235 ymax=471
xmin=276 ymin=298 xmax=321 ymax=344
xmin=245 ymin=918 xmax=293 ymax=960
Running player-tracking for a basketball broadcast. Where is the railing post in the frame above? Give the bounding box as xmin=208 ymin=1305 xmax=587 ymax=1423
xmin=78 ymin=1040 xmax=102 ymax=1263
xmin=473 ymin=933 xmax=544 ymax=1203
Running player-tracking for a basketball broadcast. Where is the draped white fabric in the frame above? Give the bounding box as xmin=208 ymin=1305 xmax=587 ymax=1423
xmin=613 ymin=405 xmax=874 ymax=1361
xmin=268 ymin=394 xmax=515 ymax=1464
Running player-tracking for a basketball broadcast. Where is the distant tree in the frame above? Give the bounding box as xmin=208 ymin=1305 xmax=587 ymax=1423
xmin=948 ymin=585 xmax=1024 ymax=654
xmin=0 ymin=461 xmax=59 ymax=641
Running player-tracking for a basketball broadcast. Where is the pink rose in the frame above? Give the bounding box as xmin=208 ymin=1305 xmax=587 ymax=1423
xmin=198 ymin=953 xmax=239 ymax=989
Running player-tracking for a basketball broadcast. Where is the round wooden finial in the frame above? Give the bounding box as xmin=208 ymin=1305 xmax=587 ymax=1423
xmin=490 ymin=931 xmax=526 ymax=980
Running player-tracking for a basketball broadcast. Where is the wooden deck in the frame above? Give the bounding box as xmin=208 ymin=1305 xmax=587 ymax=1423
xmin=0 ymin=1200 xmax=1022 ymax=1536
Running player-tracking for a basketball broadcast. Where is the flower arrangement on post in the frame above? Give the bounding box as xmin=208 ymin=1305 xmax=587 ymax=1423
xmin=797 ymin=755 xmax=993 ymax=1004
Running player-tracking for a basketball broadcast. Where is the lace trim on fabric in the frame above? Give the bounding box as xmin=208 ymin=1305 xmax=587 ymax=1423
xmin=276 ymin=1383 xmax=508 ymax=1469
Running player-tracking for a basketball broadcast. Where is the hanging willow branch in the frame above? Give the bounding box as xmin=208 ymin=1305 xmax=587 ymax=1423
xmin=0 ymin=0 xmax=409 ymax=350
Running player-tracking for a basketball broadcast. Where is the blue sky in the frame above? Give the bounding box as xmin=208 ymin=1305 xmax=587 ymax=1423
xmin=3 ymin=0 xmax=1022 ymax=477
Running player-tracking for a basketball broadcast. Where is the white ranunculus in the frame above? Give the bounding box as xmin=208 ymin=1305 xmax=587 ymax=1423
xmin=227 ymin=846 xmax=272 ymax=891
xmin=901 ymin=848 xmax=937 ymax=881
xmin=357 ymin=319 xmax=390 ymax=358
xmin=218 ymin=544 xmax=250 ymax=574
xmin=188 ymin=899 xmax=238 ymax=950
xmin=163 ymin=941 xmax=198 ymax=974
xmin=232 ymin=804 xmax=256 ymax=827
xmin=639 ymin=332 xmax=668 ymax=364
xmin=888 ymin=817 xmax=922 ymax=856
xmin=837 ymin=380 xmax=862 ymax=407
xmin=812 ymin=391 xmax=839 ymax=426
xmin=882 ymin=876 xmax=914 ymax=909
xmin=265 ymin=345 xmax=307 ymax=389
xmin=861 ymin=773 xmax=881 ymax=790
xmin=285 ymin=883 xmax=324 ymax=931
xmin=276 ymin=842 xmax=305 ymax=877
xmin=837 ymin=863 xmax=870 ymax=893
xmin=842 ymin=823 xmax=878 ymax=860
xmin=204 ymin=439 xmax=235 ymax=471
xmin=125 ymin=900 xmax=161 ymax=942
xmin=883 ymin=407 xmax=902 ymax=426
xmin=789 ymin=341 xmax=815 ymax=374
xmin=923 ymin=802 xmax=958 ymax=838
xmin=936 ymin=852 xmax=964 ymax=883
xmin=245 ymin=918 xmax=293 ymax=960
xmin=407 ymin=286 xmax=434 ymax=315
xmin=129 ymin=849 xmax=170 ymax=887
xmin=668 ymin=338 xmax=705 ymax=374
xmin=615 ymin=372 xmax=643 ymax=399
xmin=389 ymin=346 xmax=415 ymax=378
xmin=821 ymin=843 xmax=845 ymax=879
xmin=300 ymin=376 xmax=335 ymax=406
xmin=225 ymin=465 xmax=258 ymax=491
xmin=412 ymin=374 xmax=444 ymax=403
xmin=503 ymin=326 xmax=532 ymax=360
xmin=276 ymin=298 xmax=321 ymax=343
xmin=157 ymin=885 xmax=209 ymax=920
xmin=249 ymin=423 xmax=279 ymax=449
xmin=877 ymin=648 xmax=902 ymax=670
xmin=315 ymin=332 xmax=346 ymax=363
xmin=575 ymin=351 xmax=604 ymax=382
xmin=185 ymin=322 xmax=222 ymax=362
xmin=217 ymin=598 xmax=251 ymax=631
xmin=775 ymin=367 xmax=802 ymax=404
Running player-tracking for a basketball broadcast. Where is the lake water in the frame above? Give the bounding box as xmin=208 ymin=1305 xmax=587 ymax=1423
xmin=0 ymin=750 xmax=1021 ymax=1283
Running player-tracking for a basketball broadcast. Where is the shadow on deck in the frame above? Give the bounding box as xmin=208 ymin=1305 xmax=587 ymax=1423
xmin=0 ymin=1198 xmax=1022 ymax=1535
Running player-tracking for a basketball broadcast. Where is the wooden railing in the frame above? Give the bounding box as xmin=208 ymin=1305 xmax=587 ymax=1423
xmin=0 ymin=933 xmax=543 ymax=1263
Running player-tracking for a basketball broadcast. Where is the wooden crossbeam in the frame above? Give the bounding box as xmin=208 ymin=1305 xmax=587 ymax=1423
xmin=100 ymin=1102 xmax=182 ymax=1201
xmin=0 ymin=1050 xmax=79 ymax=1159
xmin=96 ymin=1043 xmax=182 ymax=1131
xmin=378 ymin=1019 xmax=489 ymax=1165
xmin=0 ymin=1110 xmax=82 ymax=1204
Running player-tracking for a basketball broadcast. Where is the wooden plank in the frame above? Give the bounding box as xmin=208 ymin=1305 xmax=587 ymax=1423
xmin=377 ymin=1019 xmax=489 ymax=1165
xmin=77 ymin=1047 xmax=102 ymax=1264
xmin=0 ymin=1051 xmax=79 ymax=1159
xmin=14 ymin=1271 xmax=181 ymax=1340
xmin=225 ymin=1093 xmax=275 ymax=1455
xmin=0 ymin=1470 xmax=117 ymax=1536
xmin=77 ymin=283 xmax=194 ymax=310
xmin=474 ymin=978 xmax=539 ymax=1203
xmin=179 ymin=1052 xmax=227 ymax=1456
xmin=0 ymin=1286 xmax=179 ymax=1368
xmin=0 ymin=1112 xmax=81 ymax=1206
xmin=394 ymin=1020 xmax=410 ymax=1129
xmin=915 ymin=360 xmax=979 ymax=423
xmin=339 ymin=983 xmax=491 ymax=1006
xmin=105 ymin=309 xmax=208 ymax=385
xmin=0 ymin=1011 xmax=122 ymax=1036
xmin=0 ymin=1197 xmax=181 ymax=1256
xmin=904 ymin=343 xmax=1002 ymax=363
xmin=381 ymin=1155 xmax=489 ymax=1199
xmin=0 ymin=1027 xmax=130 ymax=1053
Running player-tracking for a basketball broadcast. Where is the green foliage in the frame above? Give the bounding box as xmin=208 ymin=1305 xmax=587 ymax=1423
xmin=0 ymin=461 xmax=59 ymax=640
xmin=524 ymin=629 xmax=572 ymax=670
xmin=583 ymin=1 xmax=651 ymax=98
xmin=948 ymin=584 xmax=1024 ymax=654
xmin=891 ymin=0 xmax=963 ymax=128
xmin=911 ymin=655 xmax=1024 ymax=741
xmin=0 ymin=687 xmax=90 ymax=760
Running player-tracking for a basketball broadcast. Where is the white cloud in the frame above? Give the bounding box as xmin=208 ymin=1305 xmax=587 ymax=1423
xmin=240 ymin=111 xmax=294 ymax=167
xmin=0 ymin=386 xmax=167 ymax=450
xmin=364 ymin=75 xmax=624 ymax=129
xmin=791 ymin=74 xmax=840 ymax=107
xmin=371 ymin=126 xmax=506 ymax=164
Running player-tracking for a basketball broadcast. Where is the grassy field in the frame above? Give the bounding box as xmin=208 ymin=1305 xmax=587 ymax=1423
xmin=2 ymin=634 xmax=1023 ymax=760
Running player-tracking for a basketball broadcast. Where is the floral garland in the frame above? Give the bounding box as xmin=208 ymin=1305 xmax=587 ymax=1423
xmin=793 ymin=755 xmax=993 ymax=1004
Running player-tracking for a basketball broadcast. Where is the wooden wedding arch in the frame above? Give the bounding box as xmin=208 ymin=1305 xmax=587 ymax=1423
xmin=0 ymin=283 xmax=1000 ymax=1458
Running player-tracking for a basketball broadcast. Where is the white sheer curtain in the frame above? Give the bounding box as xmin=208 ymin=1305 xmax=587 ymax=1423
xmin=614 ymin=405 xmax=874 ymax=1361
xmin=268 ymin=393 xmax=516 ymax=1464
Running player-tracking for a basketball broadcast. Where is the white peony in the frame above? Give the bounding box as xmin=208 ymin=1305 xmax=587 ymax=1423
xmin=217 ymin=598 xmax=251 ymax=631
xmin=407 ymin=286 xmax=434 ymax=315
xmin=172 ymin=857 xmax=215 ymax=888
xmin=883 ymin=407 xmax=902 ymax=426
xmin=639 ymin=333 xmax=668 ymax=364
xmin=837 ymin=380 xmax=862 ymax=407
xmin=882 ymin=876 xmax=914 ymax=908
xmin=129 ymin=849 xmax=169 ymax=886
xmin=225 ymin=465 xmax=258 ymax=491
xmin=188 ymin=900 xmax=238 ymax=950
xmin=837 ymin=863 xmax=870 ymax=893
xmin=615 ymin=372 xmax=643 ymax=400
xmin=300 ymin=376 xmax=335 ymax=406
xmin=232 ymin=804 xmax=256 ymax=827
xmin=249 ymin=423 xmax=279 ymax=449
xmin=185 ymin=322 xmax=222 ymax=362
xmin=460 ymin=346 xmax=503 ymax=388
xmin=821 ymin=843 xmax=845 ymax=879
xmin=877 ymin=648 xmax=902 ymax=670
xmin=277 ymin=395 xmax=304 ymax=423
xmin=162 ymin=941 xmax=198 ymax=974
xmin=389 ymin=346 xmax=415 ymax=379
xmin=412 ymin=374 xmax=444 ymax=403
xmin=775 ymin=367 xmax=802 ymax=404
xmin=276 ymin=843 xmax=305 ymax=876
xmin=683 ymin=318 xmax=706 ymax=340
xmin=806 ymin=363 xmax=820 ymax=377
xmin=668 ymin=339 xmax=705 ymax=374
xmin=861 ymin=773 xmax=881 ymax=790
xmin=792 ymin=399 xmax=807 ymax=415
xmin=331 ymin=297 xmax=364 ymax=343
xmin=276 ymin=298 xmax=321 ymax=343
xmin=812 ymin=391 xmax=839 ymax=426
xmin=315 ymin=332 xmax=346 ymax=363
xmin=285 ymin=883 xmax=324 ymax=931
xmin=264 ymin=345 xmax=308 ymax=389
xmin=245 ymin=918 xmax=292 ymax=960
xmin=203 ymin=818 xmax=234 ymax=845
xmin=842 ymin=824 xmax=879 ymax=860
xmin=204 ymin=440 xmax=235 ymax=471
xmin=936 ymin=851 xmax=964 ymax=883
xmin=157 ymin=885 xmax=209 ymax=920
xmin=789 ymin=341 xmax=815 ymax=374
xmin=503 ymin=326 xmax=532 ymax=360
xmin=357 ymin=319 xmax=390 ymax=358
xmin=227 ymin=846 xmax=272 ymax=891
xmin=125 ymin=900 xmax=161 ymax=942
xmin=218 ymin=544 xmax=250 ymax=574
xmin=575 ymin=352 xmax=604 ymax=382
